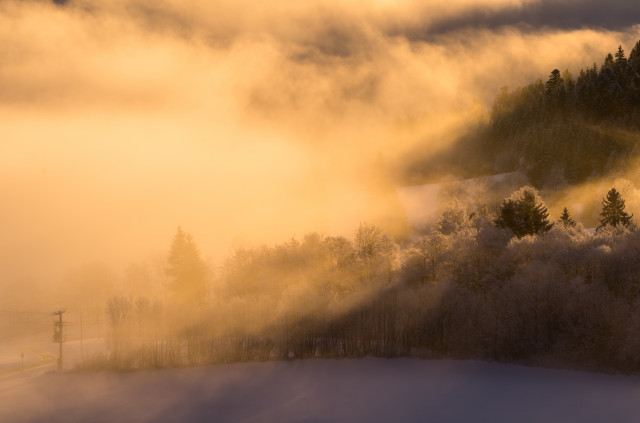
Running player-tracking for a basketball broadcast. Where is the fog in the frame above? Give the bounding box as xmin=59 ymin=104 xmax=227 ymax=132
xmin=2 ymin=0 xmax=640 ymax=294
xmin=5 ymin=7 xmax=640 ymax=423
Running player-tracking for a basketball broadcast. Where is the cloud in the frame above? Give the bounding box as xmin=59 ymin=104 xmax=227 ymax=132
xmin=394 ymin=0 xmax=640 ymax=40
xmin=1 ymin=0 xmax=640 ymax=285
xmin=49 ymin=0 xmax=640 ymax=43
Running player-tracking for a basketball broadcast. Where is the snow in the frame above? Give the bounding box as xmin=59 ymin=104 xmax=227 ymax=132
xmin=2 ymin=358 xmax=640 ymax=422
xmin=0 ymin=347 xmax=40 ymax=373
xmin=396 ymin=172 xmax=521 ymax=227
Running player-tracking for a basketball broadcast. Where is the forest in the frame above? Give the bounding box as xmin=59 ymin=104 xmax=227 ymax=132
xmin=83 ymin=181 xmax=640 ymax=375
xmin=409 ymin=40 xmax=640 ymax=188
xmin=13 ymin=39 xmax=629 ymax=375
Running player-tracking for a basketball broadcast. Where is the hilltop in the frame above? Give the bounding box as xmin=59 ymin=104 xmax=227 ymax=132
xmin=406 ymin=40 xmax=640 ymax=188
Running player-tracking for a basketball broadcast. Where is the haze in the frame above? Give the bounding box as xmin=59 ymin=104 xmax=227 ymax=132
xmin=2 ymin=0 xmax=640 ymax=286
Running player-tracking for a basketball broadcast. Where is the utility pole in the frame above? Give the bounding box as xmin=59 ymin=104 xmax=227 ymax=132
xmin=80 ymin=311 xmax=83 ymax=362
xmin=52 ymin=310 xmax=65 ymax=371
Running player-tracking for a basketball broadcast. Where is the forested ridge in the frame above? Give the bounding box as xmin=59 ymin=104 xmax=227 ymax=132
xmin=410 ymin=40 xmax=640 ymax=188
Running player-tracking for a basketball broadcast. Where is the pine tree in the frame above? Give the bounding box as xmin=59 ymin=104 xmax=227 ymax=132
xmin=597 ymin=188 xmax=633 ymax=230
xmin=558 ymin=207 xmax=576 ymax=227
xmin=615 ymin=45 xmax=628 ymax=69
xmin=495 ymin=199 xmax=520 ymax=233
xmin=604 ymin=53 xmax=615 ymax=69
xmin=629 ymin=40 xmax=640 ymax=73
xmin=495 ymin=187 xmax=553 ymax=237
xmin=545 ymin=69 xmax=564 ymax=93
xmin=562 ymin=69 xmax=575 ymax=93
xmin=630 ymin=40 xmax=640 ymax=96
xmin=165 ymin=227 xmax=209 ymax=306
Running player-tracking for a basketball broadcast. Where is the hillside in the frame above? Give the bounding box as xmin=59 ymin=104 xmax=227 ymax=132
xmin=405 ymin=40 xmax=640 ymax=188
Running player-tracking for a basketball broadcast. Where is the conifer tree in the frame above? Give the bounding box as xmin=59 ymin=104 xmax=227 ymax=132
xmin=495 ymin=187 xmax=553 ymax=237
xmin=615 ymin=45 xmax=627 ymax=69
xmin=629 ymin=40 xmax=640 ymax=73
xmin=165 ymin=227 xmax=209 ymax=306
xmin=545 ymin=69 xmax=564 ymax=93
xmin=604 ymin=53 xmax=615 ymax=69
xmin=562 ymin=69 xmax=575 ymax=93
xmin=597 ymin=188 xmax=633 ymax=231
xmin=558 ymin=207 xmax=576 ymax=227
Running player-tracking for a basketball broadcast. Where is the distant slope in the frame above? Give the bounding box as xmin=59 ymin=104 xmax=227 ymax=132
xmin=404 ymin=40 xmax=640 ymax=188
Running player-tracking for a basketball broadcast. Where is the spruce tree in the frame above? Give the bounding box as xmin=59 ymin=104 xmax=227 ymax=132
xmin=558 ymin=207 xmax=576 ymax=227
xmin=495 ymin=199 xmax=520 ymax=233
xmin=614 ymin=45 xmax=627 ymax=69
xmin=629 ymin=40 xmax=640 ymax=73
xmin=597 ymin=188 xmax=633 ymax=230
xmin=604 ymin=53 xmax=615 ymax=69
xmin=166 ymin=227 xmax=209 ymax=306
xmin=545 ymin=69 xmax=564 ymax=93
xmin=495 ymin=187 xmax=553 ymax=237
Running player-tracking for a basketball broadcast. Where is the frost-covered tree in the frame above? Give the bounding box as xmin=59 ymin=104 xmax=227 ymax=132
xmin=598 ymin=188 xmax=633 ymax=231
xmin=495 ymin=187 xmax=553 ymax=237
xmin=323 ymin=236 xmax=354 ymax=267
xmin=354 ymin=222 xmax=383 ymax=260
xmin=438 ymin=205 xmax=469 ymax=235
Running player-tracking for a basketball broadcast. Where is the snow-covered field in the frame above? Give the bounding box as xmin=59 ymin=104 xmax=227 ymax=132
xmin=2 ymin=357 xmax=640 ymax=423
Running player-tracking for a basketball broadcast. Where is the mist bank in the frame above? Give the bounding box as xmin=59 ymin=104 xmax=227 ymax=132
xmin=5 ymin=177 xmax=640 ymax=377
xmin=3 ymin=0 xmax=640 ymax=285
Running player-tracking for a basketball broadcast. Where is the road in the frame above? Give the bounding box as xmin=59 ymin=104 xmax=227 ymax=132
xmin=0 ymin=346 xmax=57 ymax=378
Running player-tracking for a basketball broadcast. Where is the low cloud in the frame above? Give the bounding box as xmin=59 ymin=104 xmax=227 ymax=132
xmin=1 ymin=0 xmax=640 ymax=285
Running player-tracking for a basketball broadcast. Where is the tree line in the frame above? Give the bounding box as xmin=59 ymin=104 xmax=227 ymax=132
xmin=487 ymin=40 xmax=640 ymax=187
xmin=81 ymin=185 xmax=640 ymax=375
